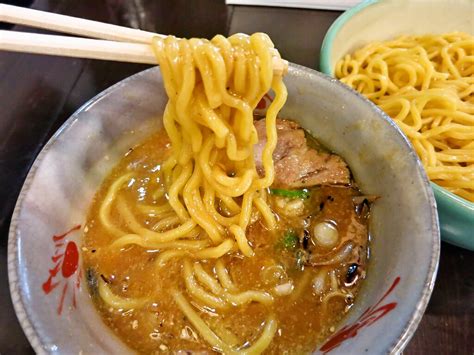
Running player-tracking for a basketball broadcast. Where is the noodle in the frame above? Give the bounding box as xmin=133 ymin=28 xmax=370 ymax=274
xmin=172 ymin=290 xmax=278 ymax=354
xmin=215 ymin=259 xmax=238 ymax=292
xmin=98 ymin=279 xmax=147 ymax=310
xmin=335 ymin=32 xmax=474 ymax=202
xmin=98 ymin=173 xmax=133 ymax=236
xmin=111 ymin=234 xmax=209 ymax=250
xmin=183 ymin=259 xmax=229 ymax=310
xmin=172 ymin=290 xmax=234 ymax=353
xmin=192 ymin=262 xmax=274 ymax=307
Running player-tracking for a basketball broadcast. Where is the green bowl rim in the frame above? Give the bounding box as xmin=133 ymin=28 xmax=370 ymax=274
xmin=319 ymin=0 xmax=474 ymax=250
xmin=431 ymin=182 xmax=474 ymax=210
xmin=320 ymin=0 xmax=380 ymax=75
xmin=431 ymin=183 xmax=474 ymax=251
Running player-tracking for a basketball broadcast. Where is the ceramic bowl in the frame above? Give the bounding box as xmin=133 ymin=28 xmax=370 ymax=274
xmin=319 ymin=0 xmax=474 ymax=250
xmin=9 ymin=64 xmax=439 ymax=354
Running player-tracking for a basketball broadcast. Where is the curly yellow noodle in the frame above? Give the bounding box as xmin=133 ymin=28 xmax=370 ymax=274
xmin=193 ymin=262 xmax=224 ymax=295
xmin=183 ymin=259 xmax=229 ymax=310
xmin=239 ymin=315 xmax=278 ymax=355
xmin=136 ymin=203 xmax=172 ymax=216
xmin=253 ymin=196 xmax=277 ymax=230
xmin=229 ymin=225 xmax=254 ymax=257
xmin=336 ymin=32 xmax=474 ymax=202
xmin=226 ymin=290 xmax=274 ymax=307
xmin=210 ymin=323 xmax=241 ymax=348
xmin=155 ymin=240 xmax=236 ymax=266
xmin=238 ymin=190 xmax=255 ymax=230
xmin=151 ymin=214 xmax=180 ymax=231
xmin=98 ymin=279 xmax=147 ymax=310
xmin=98 ymin=172 xmax=133 ymax=237
xmin=116 ymin=198 xmax=198 ymax=242
xmin=182 ymin=165 xmax=225 ymax=243
xmin=215 ymin=259 xmax=238 ymax=292
xmin=203 ymin=182 xmax=240 ymax=226
xmin=211 ymin=35 xmax=234 ymax=82
xmin=111 ymin=234 xmax=209 ymax=250
xmin=155 ymin=250 xmax=191 ymax=267
xmin=172 ymin=289 xmax=278 ymax=354
xmin=194 ymin=239 xmax=235 ymax=259
xmin=171 ymin=290 xmax=235 ymax=353
xmin=253 ymin=77 xmax=288 ymax=189
xmin=216 ymin=192 xmax=241 ymax=214
xmin=193 ymin=262 xmax=274 ymax=306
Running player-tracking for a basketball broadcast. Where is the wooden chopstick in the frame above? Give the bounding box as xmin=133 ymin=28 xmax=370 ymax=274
xmin=0 ymin=30 xmax=288 ymax=74
xmin=0 ymin=31 xmax=157 ymax=64
xmin=0 ymin=3 xmax=163 ymax=43
xmin=0 ymin=4 xmax=288 ymax=74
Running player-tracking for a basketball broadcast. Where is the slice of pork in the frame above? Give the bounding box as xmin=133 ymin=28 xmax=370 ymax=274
xmin=254 ymin=118 xmax=350 ymax=188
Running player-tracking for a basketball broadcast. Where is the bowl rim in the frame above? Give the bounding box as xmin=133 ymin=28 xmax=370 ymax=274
xmin=319 ymin=0 xmax=379 ymax=75
xmin=431 ymin=182 xmax=474 ymax=210
xmin=431 ymin=183 xmax=474 ymax=250
xmin=8 ymin=64 xmax=440 ymax=354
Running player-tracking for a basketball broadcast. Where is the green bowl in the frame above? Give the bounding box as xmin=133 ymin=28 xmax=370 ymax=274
xmin=319 ymin=0 xmax=474 ymax=250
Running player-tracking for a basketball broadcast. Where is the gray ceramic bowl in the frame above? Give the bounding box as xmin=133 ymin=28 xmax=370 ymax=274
xmin=8 ymin=64 xmax=440 ymax=354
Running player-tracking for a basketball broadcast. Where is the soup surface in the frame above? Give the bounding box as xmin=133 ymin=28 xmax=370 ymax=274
xmin=83 ymin=124 xmax=370 ymax=354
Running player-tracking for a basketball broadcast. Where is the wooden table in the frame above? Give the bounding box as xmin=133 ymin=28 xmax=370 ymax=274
xmin=0 ymin=1 xmax=472 ymax=353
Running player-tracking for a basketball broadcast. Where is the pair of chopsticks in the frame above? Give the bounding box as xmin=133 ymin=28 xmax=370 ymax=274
xmin=0 ymin=4 xmax=288 ymax=73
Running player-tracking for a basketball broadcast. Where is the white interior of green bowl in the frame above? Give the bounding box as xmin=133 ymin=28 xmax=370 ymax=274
xmin=9 ymin=65 xmax=439 ymax=354
xmin=322 ymin=0 xmax=473 ymax=76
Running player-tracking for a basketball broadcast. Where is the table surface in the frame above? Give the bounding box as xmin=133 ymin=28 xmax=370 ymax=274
xmin=0 ymin=1 xmax=473 ymax=354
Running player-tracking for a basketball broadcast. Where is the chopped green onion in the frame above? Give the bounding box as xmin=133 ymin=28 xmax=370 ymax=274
xmin=270 ymin=188 xmax=310 ymax=199
xmin=281 ymin=230 xmax=299 ymax=250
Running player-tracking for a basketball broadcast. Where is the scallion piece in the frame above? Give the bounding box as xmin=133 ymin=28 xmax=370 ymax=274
xmin=281 ymin=230 xmax=299 ymax=250
xmin=270 ymin=188 xmax=310 ymax=199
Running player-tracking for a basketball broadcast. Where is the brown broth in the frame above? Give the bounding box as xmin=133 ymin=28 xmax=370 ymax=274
xmin=82 ymin=130 xmax=370 ymax=354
